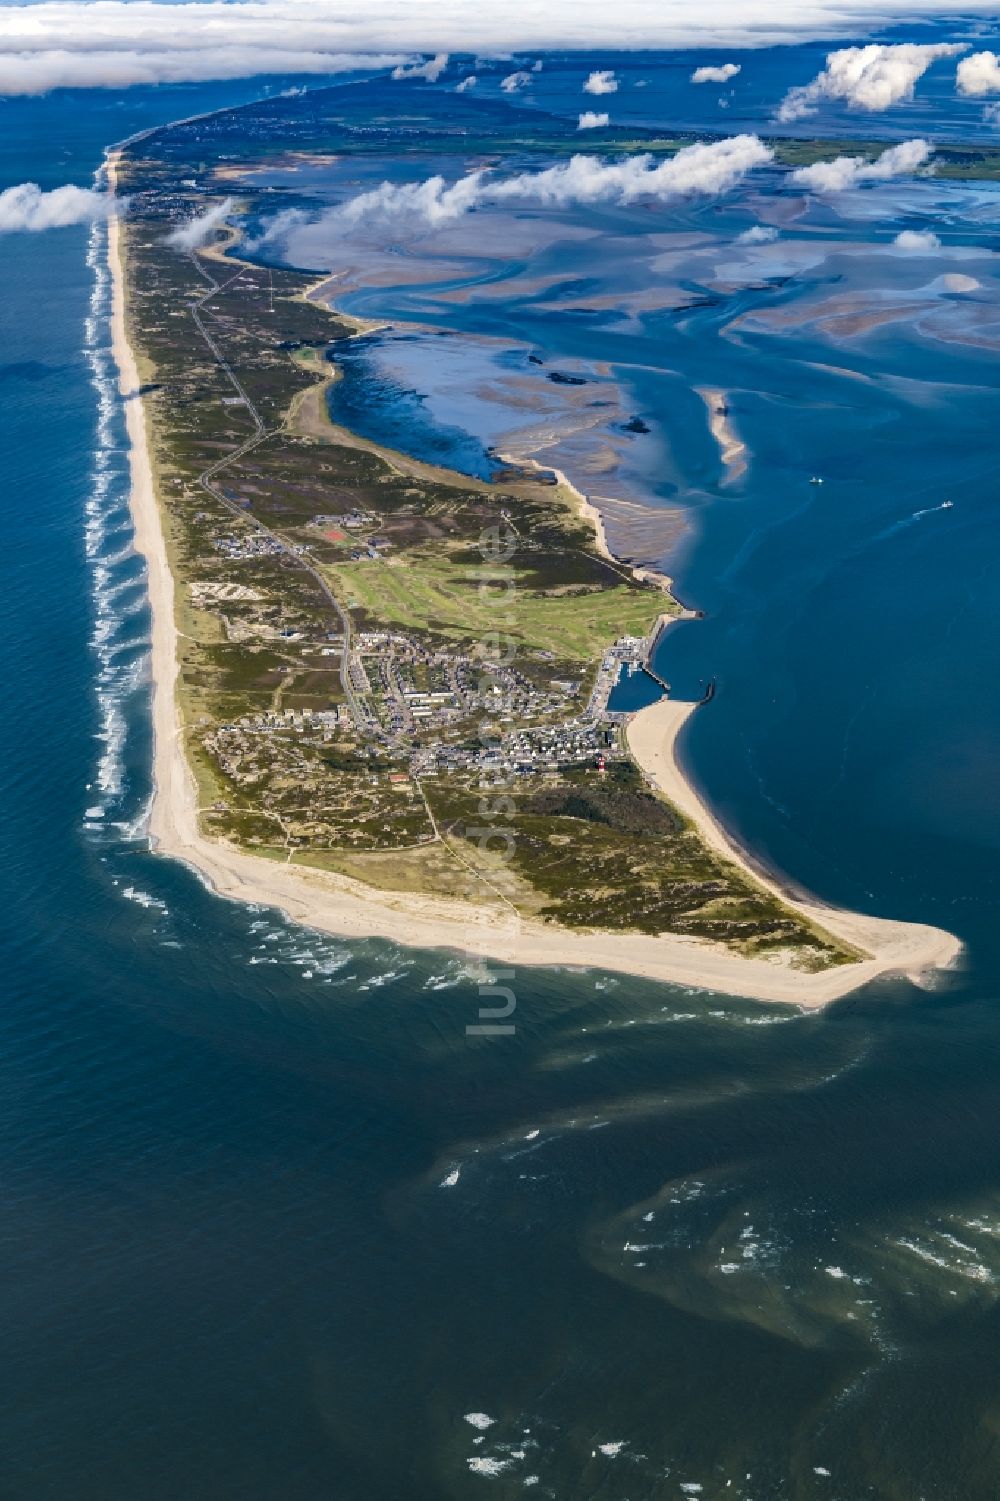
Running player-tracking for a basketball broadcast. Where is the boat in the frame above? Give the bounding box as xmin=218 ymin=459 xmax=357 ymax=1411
xmin=809 ymin=475 xmax=824 ymax=485
xmin=942 ymin=500 xmax=954 ymax=509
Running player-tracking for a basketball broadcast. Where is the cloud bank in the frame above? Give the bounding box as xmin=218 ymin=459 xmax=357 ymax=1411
xmin=261 ymin=136 xmax=774 ymax=246
xmin=691 ymin=63 xmax=741 ymax=83
xmin=0 ymin=182 xmax=113 ymax=231
xmin=956 ymin=51 xmax=1000 ymax=95
xmin=0 ymin=44 xmax=409 ymax=96
xmin=790 ymin=137 xmax=932 ymax=191
xmin=583 ymin=70 xmax=618 ymax=95
xmin=0 ymin=2 xmax=989 ymax=95
xmin=166 ymin=198 xmax=235 ymax=250
xmin=777 ymin=41 xmax=965 ymax=121
xmin=578 ymin=111 xmax=610 ymax=128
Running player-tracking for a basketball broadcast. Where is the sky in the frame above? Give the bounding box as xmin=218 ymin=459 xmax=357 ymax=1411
xmin=0 ymin=0 xmax=996 ymax=94
xmin=0 ymin=1 xmax=997 ymax=233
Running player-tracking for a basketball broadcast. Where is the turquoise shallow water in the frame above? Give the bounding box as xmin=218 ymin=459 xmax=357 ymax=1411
xmin=1 ymin=53 xmax=1000 ymax=1501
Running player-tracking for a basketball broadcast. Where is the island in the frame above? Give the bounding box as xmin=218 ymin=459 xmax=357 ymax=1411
xmin=104 ymin=83 xmax=961 ymax=1004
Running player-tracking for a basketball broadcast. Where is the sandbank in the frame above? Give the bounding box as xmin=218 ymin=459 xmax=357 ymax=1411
xmin=697 ymin=387 xmax=747 ymax=482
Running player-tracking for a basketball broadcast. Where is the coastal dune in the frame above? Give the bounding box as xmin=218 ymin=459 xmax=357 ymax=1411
xmin=107 ymin=164 xmax=961 ymax=1008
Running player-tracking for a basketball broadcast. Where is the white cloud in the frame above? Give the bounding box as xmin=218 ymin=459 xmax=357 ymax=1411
xmin=0 ymin=181 xmax=113 ymax=231
xmin=790 ymin=137 xmax=933 ymax=192
xmin=489 ymin=134 xmax=773 ymax=204
xmin=584 ymin=70 xmax=618 ymax=95
xmin=265 ymin=135 xmax=774 ymax=246
xmin=500 ymin=70 xmax=532 ymax=92
xmin=956 ymin=51 xmax=1000 ymax=95
xmin=392 ymin=52 xmax=448 ymax=82
xmin=777 ymin=42 xmax=966 ymax=122
xmin=893 ymin=228 xmax=942 ymax=249
xmin=166 ymin=198 xmax=234 ymax=251
xmin=455 ymin=76 xmax=477 ymax=93
xmin=736 ymin=224 xmax=778 ymax=242
xmin=691 ymin=63 xmax=741 ymax=83
xmin=0 ymin=44 xmax=409 ymax=96
xmin=984 ymin=100 xmax=1000 ymax=123
xmin=578 ymin=111 xmax=610 ymax=128
xmin=0 ymin=2 xmax=987 ymax=95
xmin=332 ymin=173 xmax=488 ymax=231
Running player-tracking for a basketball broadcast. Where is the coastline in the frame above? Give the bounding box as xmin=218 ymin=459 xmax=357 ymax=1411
xmin=107 ymin=159 xmax=962 ymax=1007
xmin=496 ymin=451 xmax=677 ymax=595
xmin=626 ymin=699 xmax=962 ymax=994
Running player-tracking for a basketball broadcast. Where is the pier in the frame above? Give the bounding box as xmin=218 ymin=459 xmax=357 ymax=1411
xmin=642 ymin=663 xmax=670 ymax=694
xmin=641 ymin=613 xmax=674 ymax=695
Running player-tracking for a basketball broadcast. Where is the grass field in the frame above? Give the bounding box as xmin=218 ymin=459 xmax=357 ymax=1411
xmin=324 ymin=549 xmax=664 ymax=661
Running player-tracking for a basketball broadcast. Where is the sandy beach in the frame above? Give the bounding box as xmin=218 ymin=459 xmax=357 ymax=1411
xmin=107 ymin=161 xmax=962 ymax=1007
xmin=626 ymin=698 xmax=962 ymax=997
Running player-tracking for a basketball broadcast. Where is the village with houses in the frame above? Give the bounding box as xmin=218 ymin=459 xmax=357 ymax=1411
xmin=110 ymin=103 xmax=852 ymax=956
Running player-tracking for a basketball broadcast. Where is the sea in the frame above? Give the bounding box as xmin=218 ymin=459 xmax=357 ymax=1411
xmin=2 ymin=35 xmax=1000 ymax=1500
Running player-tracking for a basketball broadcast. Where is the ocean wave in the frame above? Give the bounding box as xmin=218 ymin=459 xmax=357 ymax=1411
xmin=243 ymin=917 xmax=355 ymax=980
xmin=83 ymin=214 xmax=150 ymax=831
xmin=466 ymin=1456 xmax=515 ymax=1477
xmin=356 ymin=965 xmax=413 ymax=990
xmin=119 ymin=883 xmax=169 ymax=915
xmin=895 ymin=1231 xmax=995 ymax=1285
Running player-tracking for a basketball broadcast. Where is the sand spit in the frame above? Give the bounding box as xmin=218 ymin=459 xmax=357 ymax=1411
xmin=626 ymin=698 xmax=962 ymax=1000
xmin=108 ymin=157 xmax=961 ymax=1007
xmin=697 ymin=387 xmax=747 ymax=483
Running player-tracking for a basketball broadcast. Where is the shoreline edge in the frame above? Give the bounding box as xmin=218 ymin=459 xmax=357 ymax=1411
xmin=106 ymin=154 xmax=962 ymax=1008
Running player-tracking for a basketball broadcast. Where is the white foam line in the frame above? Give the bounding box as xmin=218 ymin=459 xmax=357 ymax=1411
xmin=83 ymin=212 xmax=147 ymax=822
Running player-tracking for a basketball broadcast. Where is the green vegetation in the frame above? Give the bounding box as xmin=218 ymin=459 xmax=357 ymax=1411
xmin=425 ymin=765 xmax=849 ymax=963
xmin=771 ymin=137 xmax=1000 ymax=179
xmin=324 ymin=551 xmax=658 ymax=659
xmin=113 ymin=87 xmax=860 ymax=968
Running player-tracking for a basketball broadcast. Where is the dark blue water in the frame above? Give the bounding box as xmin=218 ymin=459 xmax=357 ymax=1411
xmin=606 ymin=664 xmax=665 ymax=713
xmin=329 ymin=333 xmax=502 ymax=479
xmin=302 ymin=163 xmax=1000 ymax=970
xmin=2 ymin=57 xmax=1000 ymax=1501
